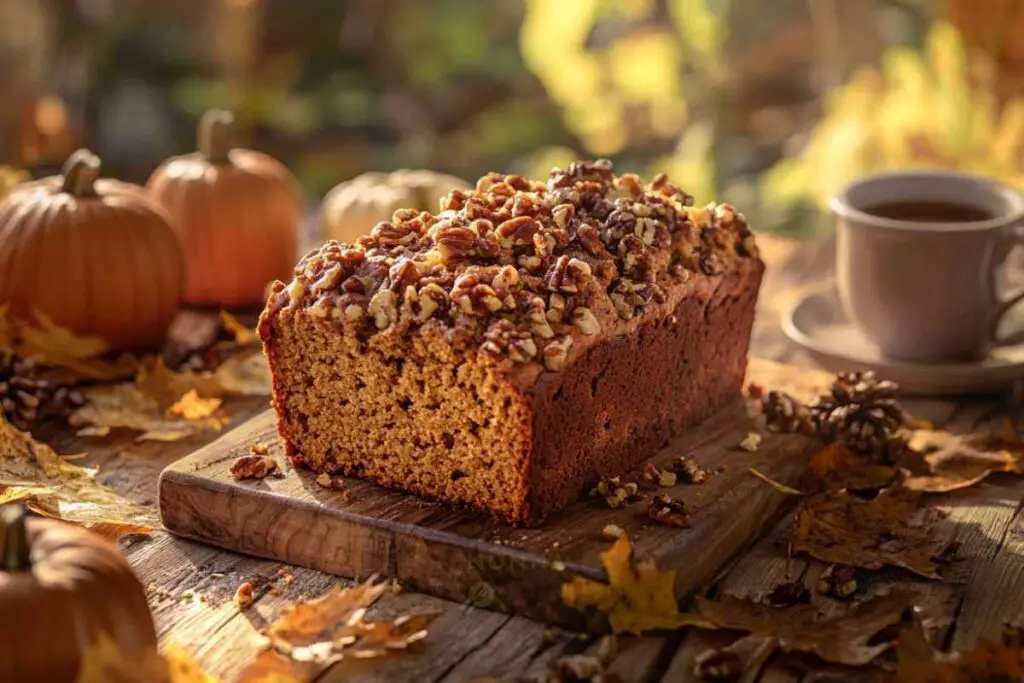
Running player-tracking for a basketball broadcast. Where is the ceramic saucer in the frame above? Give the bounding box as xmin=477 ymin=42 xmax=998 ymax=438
xmin=782 ymin=286 xmax=1024 ymax=396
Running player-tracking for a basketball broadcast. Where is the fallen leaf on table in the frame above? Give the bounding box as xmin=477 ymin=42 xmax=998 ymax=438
xmin=900 ymin=428 xmax=1022 ymax=493
xmin=748 ymin=467 xmax=803 ymax=495
xmin=237 ymin=578 xmax=439 ymax=682
xmin=790 ymin=488 xmax=955 ymax=579
xmin=220 ymin=311 xmax=260 ymax=345
xmin=0 ymin=413 xmax=157 ymax=534
xmin=168 ymin=390 xmax=222 ymax=421
xmin=70 ymin=361 xmax=230 ymax=442
xmin=889 ymin=615 xmax=1024 ymax=682
xmin=561 ymin=532 xmax=715 ymax=635
xmin=806 ymin=442 xmax=898 ymax=492
xmin=75 ymin=632 xmax=223 ymax=683
xmin=692 ymin=591 xmax=914 ymax=666
xmin=213 ymin=350 xmax=272 ymax=396
xmin=0 ymin=306 xmax=138 ymax=381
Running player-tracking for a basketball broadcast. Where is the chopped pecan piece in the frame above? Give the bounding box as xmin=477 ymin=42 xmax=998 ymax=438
xmin=648 ymin=494 xmax=690 ymax=528
xmin=230 ymin=455 xmax=281 ymax=481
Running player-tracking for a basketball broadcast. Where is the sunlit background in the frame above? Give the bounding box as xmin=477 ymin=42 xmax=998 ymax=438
xmin=2 ymin=0 xmax=1024 ymax=236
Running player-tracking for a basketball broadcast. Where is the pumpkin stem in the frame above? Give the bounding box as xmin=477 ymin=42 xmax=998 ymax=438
xmin=198 ymin=109 xmax=235 ymax=164
xmin=60 ymin=149 xmax=102 ymax=197
xmin=0 ymin=504 xmax=31 ymax=571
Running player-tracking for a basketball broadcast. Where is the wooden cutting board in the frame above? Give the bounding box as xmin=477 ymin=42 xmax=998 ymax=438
xmin=159 ymin=363 xmax=817 ymax=630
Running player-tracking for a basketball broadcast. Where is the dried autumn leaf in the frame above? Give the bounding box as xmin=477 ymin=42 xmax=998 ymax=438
xmin=213 ymin=351 xmax=272 ymax=396
xmin=0 ymin=414 xmax=157 ymax=532
xmin=220 ymin=311 xmax=260 ymax=346
xmin=75 ymin=632 xmax=222 ymax=683
xmin=900 ymin=429 xmax=1022 ymax=493
xmin=237 ymin=579 xmax=439 ymax=682
xmin=889 ymin=616 xmax=1024 ymax=682
xmin=561 ymin=533 xmax=715 ymax=635
xmin=806 ymin=442 xmax=898 ymax=492
xmin=748 ymin=467 xmax=803 ymax=496
xmin=0 ymin=307 xmax=137 ymax=381
xmin=19 ymin=309 xmax=109 ymax=360
xmin=70 ymin=362 xmax=229 ymax=442
xmin=691 ymin=591 xmax=914 ymax=666
xmin=168 ymin=390 xmax=222 ymax=421
xmin=791 ymin=488 xmax=954 ymax=579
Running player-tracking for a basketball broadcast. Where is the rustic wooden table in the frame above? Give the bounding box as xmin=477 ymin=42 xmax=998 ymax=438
xmin=39 ymin=234 xmax=1024 ymax=682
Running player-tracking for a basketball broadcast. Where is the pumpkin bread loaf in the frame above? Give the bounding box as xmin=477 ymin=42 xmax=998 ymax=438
xmin=258 ymin=160 xmax=763 ymax=525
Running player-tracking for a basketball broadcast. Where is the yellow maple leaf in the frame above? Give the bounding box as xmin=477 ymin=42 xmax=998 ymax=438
xmin=561 ymin=533 xmax=714 ymax=635
xmin=0 ymin=414 xmax=157 ymax=533
xmin=75 ymin=633 xmax=221 ymax=683
xmin=168 ymin=390 xmax=223 ymax=421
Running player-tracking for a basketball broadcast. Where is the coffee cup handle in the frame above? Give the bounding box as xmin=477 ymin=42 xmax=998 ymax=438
xmin=990 ymin=225 xmax=1024 ymax=346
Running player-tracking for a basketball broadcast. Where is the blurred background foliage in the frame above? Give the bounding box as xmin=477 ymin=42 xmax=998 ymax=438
xmin=3 ymin=0 xmax=1024 ymax=235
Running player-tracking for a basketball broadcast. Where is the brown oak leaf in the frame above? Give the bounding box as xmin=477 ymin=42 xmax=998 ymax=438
xmin=889 ymin=615 xmax=1024 ymax=682
xmin=900 ymin=427 xmax=1022 ymax=493
xmin=806 ymin=442 xmax=898 ymax=492
xmin=692 ymin=591 xmax=914 ymax=666
xmin=790 ymin=488 xmax=955 ymax=579
xmin=561 ymin=533 xmax=715 ymax=635
xmin=236 ymin=578 xmax=439 ymax=682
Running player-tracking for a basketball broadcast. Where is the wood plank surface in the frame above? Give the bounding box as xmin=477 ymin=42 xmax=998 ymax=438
xmin=158 ymin=387 xmax=817 ymax=629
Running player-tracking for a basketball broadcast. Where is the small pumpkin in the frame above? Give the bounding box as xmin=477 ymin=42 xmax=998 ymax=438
xmin=0 ymin=149 xmax=186 ymax=351
xmin=147 ymin=109 xmax=302 ymax=309
xmin=0 ymin=506 xmax=158 ymax=682
xmin=321 ymin=169 xmax=472 ymax=244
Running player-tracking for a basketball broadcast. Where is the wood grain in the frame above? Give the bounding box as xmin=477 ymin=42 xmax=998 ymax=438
xmin=159 ymin=377 xmax=816 ymax=629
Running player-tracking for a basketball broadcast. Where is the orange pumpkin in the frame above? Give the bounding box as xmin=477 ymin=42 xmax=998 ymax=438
xmin=0 ymin=149 xmax=186 ymax=351
xmin=147 ymin=109 xmax=302 ymax=309
xmin=0 ymin=506 xmax=158 ymax=682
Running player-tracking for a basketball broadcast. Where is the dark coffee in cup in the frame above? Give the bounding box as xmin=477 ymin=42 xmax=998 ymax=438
xmin=863 ymin=200 xmax=994 ymax=224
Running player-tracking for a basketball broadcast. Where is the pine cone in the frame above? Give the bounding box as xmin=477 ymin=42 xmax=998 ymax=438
xmin=808 ymin=371 xmax=908 ymax=464
xmin=0 ymin=353 xmax=85 ymax=429
xmin=759 ymin=389 xmax=814 ymax=434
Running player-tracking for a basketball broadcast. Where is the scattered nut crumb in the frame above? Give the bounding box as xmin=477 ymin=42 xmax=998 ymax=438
xmin=591 ymin=476 xmax=643 ymax=509
xmin=738 ymin=431 xmax=762 ymax=452
xmin=276 ymin=568 xmax=295 ymax=586
xmin=816 ymin=564 xmax=858 ymax=600
xmin=269 ymin=586 xmax=282 ymax=597
xmin=231 ymin=454 xmax=281 ymax=480
xmin=210 ymin=572 xmax=225 ymax=580
xmin=673 ymin=456 xmax=710 ymax=484
xmin=315 ymin=473 xmax=331 ymax=487
xmin=640 ymin=462 xmax=678 ymax=488
xmin=694 ymin=647 xmax=743 ymax=681
xmin=602 ymin=524 xmax=626 ymax=540
xmin=647 ymin=494 xmax=690 ymax=528
xmin=551 ymin=560 xmax=566 ymax=572
xmin=250 ymin=442 xmax=269 ymax=455
xmin=234 ymin=581 xmax=255 ymax=609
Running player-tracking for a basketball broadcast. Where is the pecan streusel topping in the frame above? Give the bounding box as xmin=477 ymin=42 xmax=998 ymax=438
xmin=270 ymin=160 xmax=758 ymax=367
